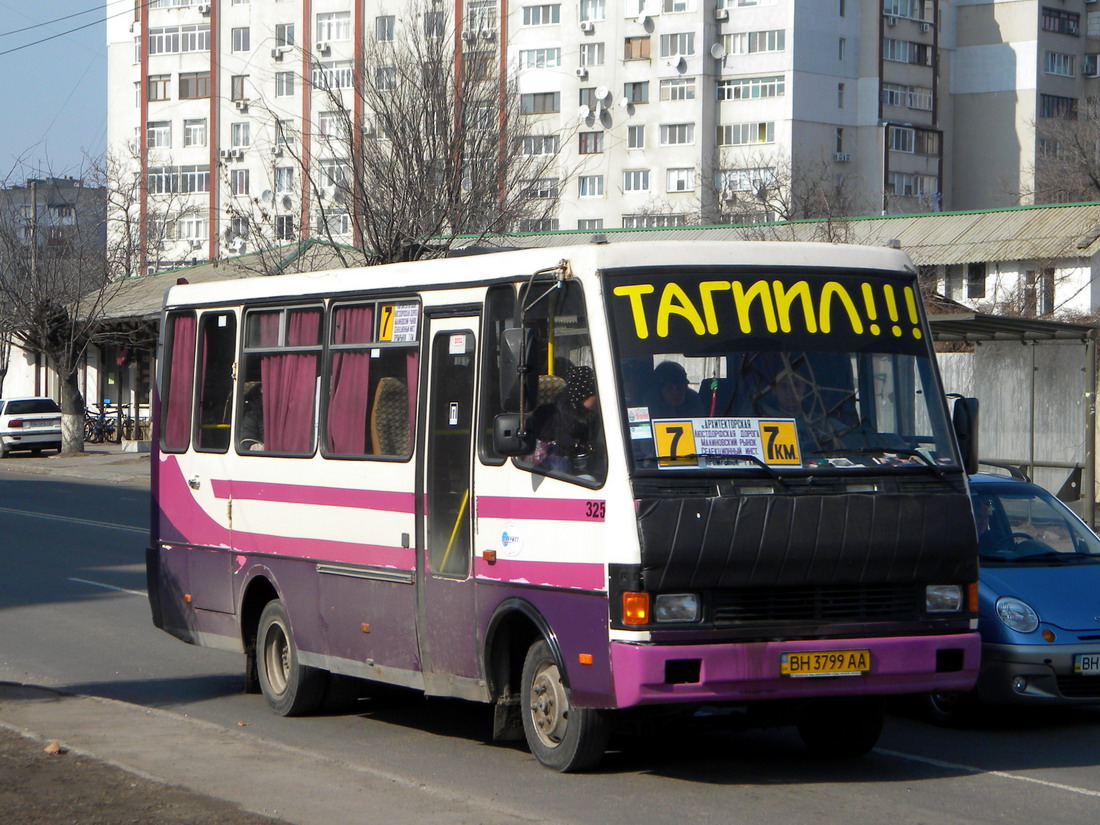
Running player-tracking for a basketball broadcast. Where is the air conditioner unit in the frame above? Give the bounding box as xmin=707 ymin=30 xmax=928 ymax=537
xmin=197 ymin=4 xmax=210 ymax=15
xmin=190 ymin=239 xmax=203 ymax=249
xmin=234 ymin=99 xmax=249 ymax=112
xmin=271 ymin=48 xmax=284 ymax=60
xmin=272 ymin=146 xmax=284 ymax=156
xmin=230 ymin=148 xmax=244 ymax=160
xmin=834 ymin=152 xmax=851 ymax=163
xmin=886 ymin=16 xmax=897 ymax=26
xmin=482 ymin=28 xmax=495 ymax=40
xmin=580 ymin=21 xmax=595 ymax=33
xmin=920 ymin=22 xmax=931 ymax=32
xmin=462 ymin=30 xmax=476 ymax=41
xmin=219 ymin=149 xmax=231 ymax=159
xmin=315 ymin=41 xmax=330 ymax=54
xmin=714 ymin=8 xmax=729 ymax=21
xmin=575 ymin=67 xmax=589 ymax=78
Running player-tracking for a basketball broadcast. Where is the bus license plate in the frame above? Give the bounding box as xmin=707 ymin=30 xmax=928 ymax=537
xmin=1074 ymin=654 xmax=1100 ymax=675
xmin=780 ymin=649 xmax=871 ymax=678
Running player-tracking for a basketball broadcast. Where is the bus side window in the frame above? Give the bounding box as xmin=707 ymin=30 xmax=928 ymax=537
xmin=196 ymin=312 xmax=236 ymax=453
xmin=161 ymin=311 xmax=197 ymax=452
xmin=478 ymin=285 xmax=518 ymax=465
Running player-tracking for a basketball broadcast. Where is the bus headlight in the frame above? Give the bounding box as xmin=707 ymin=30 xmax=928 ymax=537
xmin=925 ymin=584 xmax=963 ymax=613
xmin=654 ymin=593 xmax=700 ymax=623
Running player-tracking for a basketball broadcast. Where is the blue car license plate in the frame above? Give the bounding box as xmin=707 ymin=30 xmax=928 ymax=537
xmin=1073 ymin=653 xmax=1100 ymax=675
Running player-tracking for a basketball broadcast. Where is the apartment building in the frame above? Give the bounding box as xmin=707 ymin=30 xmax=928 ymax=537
xmin=114 ymin=0 xmax=1085 ymax=269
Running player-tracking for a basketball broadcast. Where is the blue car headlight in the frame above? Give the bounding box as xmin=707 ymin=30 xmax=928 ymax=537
xmin=995 ymin=596 xmax=1039 ymax=633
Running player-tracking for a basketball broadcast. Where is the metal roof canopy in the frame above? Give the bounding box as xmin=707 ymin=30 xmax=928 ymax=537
xmin=929 ymin=312 xmax=1097 ymax=524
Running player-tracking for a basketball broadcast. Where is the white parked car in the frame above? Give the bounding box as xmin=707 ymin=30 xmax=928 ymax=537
xmin=0 ymin=397 xmax=63 ymax=457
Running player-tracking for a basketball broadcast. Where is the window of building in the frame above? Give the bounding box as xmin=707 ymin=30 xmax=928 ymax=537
xmin=723 ymin=30 xmax=784 ymax=54
xmin=883 ymin=38 xmax=932 ymax=65
xmin=716 ymin=167 xmax=778 ymax=193
xmin=578 ymin=218 xmax=604 ymax=230
xmin=909 ymin=86 xmax=933 ymax=110
xmin=839 ymin=37 xmax=846 ymax=60
xmin=889 ymin=125 xmax=915 ymax=153
xmin=966 ymin=262 xmax=987 ymax=300
xmin=180 ymin=165 xmax=210 ymax=193
xmin=230 ymin=168 xmax=250 ymax=196
xmin=716 ymin=75 xmax=785 ymax=100
xmin=523 ymin=5 xmax=561 ymax=25
xmin=624 ymin=36 xmax=650 ymax=60
xmin=275 ymin=215 xmax=296 ymax=240
xmin=663 ymin=0 xmax=690 ymax=11
xmin=660 ymin=32 xmax=695 ymax=57
xmin=231 ymin=121 xmax=251 ymax=148
xmin=146 ymin=121 xmax=171 ymax=149
xmin=521 ymin=91 xmax=560 ymax=113
xmin=578 ymin=131 xmax=604 ymax=154
xmin=147 ymin=166 xmax=178 ymax=195
xmin=180 ymin=24 xmax=209 ymax=53
xmin=660 ymin=77 xmax=696 ymax=101
xmin=716 ymin=122 xmax=774 ymax=145
xmin=466 ymin=0 xmax=498 ymax=29
xmin=276 ymin=120 xmax=295 ymax=147
xmin=887 ymin=171 xmax=937 ymax=197
xmin=915 ymin=128 xmax=941 ymax=155
xmin=183 ymin=118 xmax=207 ymax=147
xmin=275 ymin=166 xmax=295 ymax=193
xmin=882 ymin=83 xmax=906 ymax=107
xmin=622 ymin=214 xmax=687 ymax=228
xmin=231 ymin=74 xmax=248 ymax=101
xmin=148 ymin=74 xmax=171 ymax=101
xmin=1041 ymin=7 xmax=1080 ymax=36
xmin=316 ymin=10 xmax=352 ymax=42
xmin=1039 ymin=93 xmax=1077 ymax=118
xmin=231 ymin=27 xmax=250 ymax=52
xmin=177 ymin=215 xmax=207 ymax=242
xmin=666 ymin=168 xmax=695 ymax=192
xmin=522 ymin=134 xmax=560 ymax=155
xmin=275 ymin=23 xmax=295 ymax=47
xmin=1045 ymin=51 xmax=1075 ymax=77
xmin=316 ymin=209 xmax=351 ymax=236
xmin=518 ymin=218 xmax=560 ymax=232
xmin=580 ymin=0 xmax=605 ymax=21
xmin=523 ymin=178 xmax=559 ymax=199
xmin=628 ymin=124 xmax=645 ymax=148
xmin=623 ymin=169 xmax=650 ymax=191
xmin=179 ymin=72 xmax=210 ymax=99
xmin=424 ymin=11 xmax=446 ymax=38
xmin=837 ymin=82 xmax=845 ymax=107
xmin=375 ymin=66 xmax=397 ymax=91
xmin=579 ymin=175 xmax=604 ymax=197
xmin=580 ymin=42 xmax=605 ymax=66
xmin=519 ymin=48 xmax=562 ymax=68
xmin=659 ymin=123 xmax=695 ymax=145
xmin=375 ymin=15 xmax=395 ymax=41
xmin=319 ymin=158 xmax=349 ymax=187
xmin=313 ymin=61 xmax=354 ymax=90
xmin=624 ymin=81 xmax=649 ymax=104
xmin=275 ymin=71 xmax=295 ymax=97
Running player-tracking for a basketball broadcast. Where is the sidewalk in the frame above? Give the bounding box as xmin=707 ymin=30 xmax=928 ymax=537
xmin=0 ymin=440 xmax=151 ymax=486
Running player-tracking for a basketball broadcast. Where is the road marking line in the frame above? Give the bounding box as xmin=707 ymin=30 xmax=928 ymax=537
xmin=877 ymin=747 xmax=1100 ymax=798
xmin=0 ymin=506 xmax=145 ymax=534
xmin=68 ymin=577 xmax=147 ymax=598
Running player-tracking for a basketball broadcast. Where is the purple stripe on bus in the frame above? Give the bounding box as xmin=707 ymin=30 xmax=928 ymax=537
xmin=476 ymin=496 xmax=605 ymax=522
xmin=474 ymin=557 xmax=604 ymax=590
xmin=209 ymin=479 xmax=415 ymax=513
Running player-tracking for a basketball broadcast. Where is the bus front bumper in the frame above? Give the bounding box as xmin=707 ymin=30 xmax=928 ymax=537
xmin=609 ymin=633 xmax=980 ymax=708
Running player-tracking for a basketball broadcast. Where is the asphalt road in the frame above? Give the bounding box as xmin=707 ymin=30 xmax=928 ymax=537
xmin=1 ymin=464 xmax=1100 ymax=824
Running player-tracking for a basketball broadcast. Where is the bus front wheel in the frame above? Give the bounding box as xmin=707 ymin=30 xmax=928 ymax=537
xmin=256 ymin=600 xmax=325 ymax=716
xmin=520 ymin=639 xmax=609 ymax=772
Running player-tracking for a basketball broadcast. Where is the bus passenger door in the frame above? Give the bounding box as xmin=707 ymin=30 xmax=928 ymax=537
xmin=417 ymin=314 xmax=481 ymax=694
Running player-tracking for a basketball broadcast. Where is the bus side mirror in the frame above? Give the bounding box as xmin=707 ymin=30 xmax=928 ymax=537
xmin=499 ymin=327 xmax=538 ymax=412
xmin=951 ymin=396 xmax=979 ymax=475
xmin=493 ymin=413 xmax=536 ymax=456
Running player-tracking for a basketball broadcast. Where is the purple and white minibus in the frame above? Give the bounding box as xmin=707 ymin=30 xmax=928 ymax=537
xmin=147 ymin=240 xmax=980 ymax=770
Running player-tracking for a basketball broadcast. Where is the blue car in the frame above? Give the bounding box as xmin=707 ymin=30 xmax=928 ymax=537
xmin=924 ymin=472 xmax=1100 ymax=723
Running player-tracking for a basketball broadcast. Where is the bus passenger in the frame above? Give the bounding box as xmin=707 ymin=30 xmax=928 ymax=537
xmin=529 ymin=365 xmax=603 ymax=478
xmin=647 ymin=361 xmax=705 ymax=419
xmin=239 ymin=382 xmax=265 ymax=451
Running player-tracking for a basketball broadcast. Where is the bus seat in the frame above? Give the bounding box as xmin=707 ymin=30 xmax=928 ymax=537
xmin=370 ymin=377 xmax=409 ymax=455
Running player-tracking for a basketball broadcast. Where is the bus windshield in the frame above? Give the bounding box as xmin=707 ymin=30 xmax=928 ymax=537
xmin=606 ymin=267 xmax=958 ymax=473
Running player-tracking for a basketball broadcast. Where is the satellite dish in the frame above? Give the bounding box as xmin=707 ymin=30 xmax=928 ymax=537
xmin=710 ymin=43 xmax=726 ymax=59
xmin=260 ymin=189 xmax=274 ymax=204
xmin=594 ymin=101 xmax=604 ymax=117
xmin=595 ymin=85 xmax=611 ymax=101
xmin=281 ymin=195 xmax=294 ymax=210
xmin=636 ymin=13 xmax=648 ymax=25
xmin=577 ymin=104 xmax=591 ymax=119
xmin=618 ymin=96 xmax=631 ymax=108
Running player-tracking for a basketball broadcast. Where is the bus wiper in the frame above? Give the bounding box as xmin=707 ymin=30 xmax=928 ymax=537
xmin=812 ymin=447 xmax=945 ymax=477
xmin=671 ymin=452 xmax=790 ymax=484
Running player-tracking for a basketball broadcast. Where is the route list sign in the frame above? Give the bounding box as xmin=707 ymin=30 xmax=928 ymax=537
xmin=649 ymin=417 xmax=803 ymax=469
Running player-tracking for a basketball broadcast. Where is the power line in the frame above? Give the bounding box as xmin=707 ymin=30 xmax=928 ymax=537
xmin=0 ymin=1 xmax=122 ymax=39
xmin=0 ymin=0 xmax=142 ymax=58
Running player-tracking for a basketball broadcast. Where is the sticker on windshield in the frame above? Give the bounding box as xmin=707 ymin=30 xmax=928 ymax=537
xmin=652 ymin=417 xmax=803 ymax=469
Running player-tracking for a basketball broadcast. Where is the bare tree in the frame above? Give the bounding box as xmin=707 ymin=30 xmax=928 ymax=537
xmin=0 ymin=159 xmax=150 ymax=452
xmin=1026 ymin=98 xmax=1100 ymax=204
xmin=224 ymin=6 xmax=564 ymax=272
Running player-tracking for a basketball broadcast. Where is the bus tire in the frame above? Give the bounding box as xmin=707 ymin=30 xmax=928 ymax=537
xmin=256 ymin=600 xmax=325 ymax=717
xmin=797 ymin=696 xmax=884 ymax=759
xmin=520 ymin=638 xmax=609 ymax=772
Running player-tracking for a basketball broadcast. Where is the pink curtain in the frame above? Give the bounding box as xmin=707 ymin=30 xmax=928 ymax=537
xmin=163 ymin=313 xmax=196 ymax=450
xmin=262 ymin=310 xmax=321 ymax=453
xmin=326 ymin=305 xmax=373 ymax=454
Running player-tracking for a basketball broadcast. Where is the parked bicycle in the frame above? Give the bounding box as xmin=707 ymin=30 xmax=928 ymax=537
xmin=84 ymin=406 xmax=117 ymax=443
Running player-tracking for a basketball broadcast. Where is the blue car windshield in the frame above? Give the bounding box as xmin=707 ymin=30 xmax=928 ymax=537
xmin=973 ymin=483 xmax=1100 ymax=562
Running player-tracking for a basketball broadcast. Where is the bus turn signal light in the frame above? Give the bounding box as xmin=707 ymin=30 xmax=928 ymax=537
xmin=967 ymin=582 xmax=979 ymax=613
xmin=623 ymin=591 xmax=650 ymax=625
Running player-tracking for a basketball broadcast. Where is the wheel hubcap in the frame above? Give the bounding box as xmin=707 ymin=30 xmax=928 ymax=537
xmin=263 ymin=623 xmax=290 ymax=696
xmin=529 ymin=662 xmax=569 ymax=748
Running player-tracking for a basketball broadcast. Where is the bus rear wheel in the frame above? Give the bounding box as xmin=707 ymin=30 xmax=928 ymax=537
xmin=520 ymin=639 xmax=609 ymax=772
xmin=256 ymin=600 xmax=325 ymax=716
